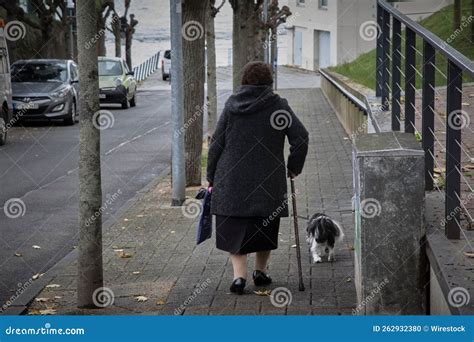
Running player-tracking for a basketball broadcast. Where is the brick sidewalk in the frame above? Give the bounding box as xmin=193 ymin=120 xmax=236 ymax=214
xmin=26 ymin=88 xmax=356 ymax=315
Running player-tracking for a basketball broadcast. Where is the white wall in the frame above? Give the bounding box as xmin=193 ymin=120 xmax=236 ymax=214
xmin=286 ymin=0 xmax=339 ymax=70
xmin=286 ymin=0 xmax=455 ymax=70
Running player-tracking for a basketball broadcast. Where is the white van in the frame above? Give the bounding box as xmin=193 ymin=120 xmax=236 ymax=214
xmin=0 ymin=26 xmax=13 ymax=145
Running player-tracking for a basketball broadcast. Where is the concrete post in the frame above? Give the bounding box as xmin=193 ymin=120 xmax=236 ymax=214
xmin=353 ymin=132 xmax=426 ymax=315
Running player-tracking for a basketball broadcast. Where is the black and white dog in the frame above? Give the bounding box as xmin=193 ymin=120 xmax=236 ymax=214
xmin=306 ymin=213 xmax=344 ymax=263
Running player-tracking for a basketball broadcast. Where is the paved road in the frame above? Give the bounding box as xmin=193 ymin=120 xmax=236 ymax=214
xmin=0 ymin=75 xmax=173 ymax=306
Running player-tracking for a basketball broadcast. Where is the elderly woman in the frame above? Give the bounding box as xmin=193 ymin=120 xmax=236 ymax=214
xmin=207 ymin=61 xmax=309 ymax=294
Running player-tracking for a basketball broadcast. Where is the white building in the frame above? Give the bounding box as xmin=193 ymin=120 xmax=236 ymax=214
xmin=285 ymin=0 xmax=453 ymax=71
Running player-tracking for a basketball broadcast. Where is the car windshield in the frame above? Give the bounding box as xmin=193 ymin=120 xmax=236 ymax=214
xmin=11 ymin=62 xmax=67 ymax=82
xmin=99 ymin=60 xmax=123 ymax=76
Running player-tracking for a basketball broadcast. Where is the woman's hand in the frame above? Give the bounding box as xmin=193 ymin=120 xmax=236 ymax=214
xmin=287 ymin=169 xmax=297 ymax=179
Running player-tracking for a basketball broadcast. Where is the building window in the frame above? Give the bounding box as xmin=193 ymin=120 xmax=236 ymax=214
xmin=319 ymin=0 xmax=328 ymax=9
xmin=296 ymin=0 xmax=305 ymax=6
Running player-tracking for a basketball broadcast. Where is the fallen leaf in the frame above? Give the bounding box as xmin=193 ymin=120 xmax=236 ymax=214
xmin=346 ymin=277 xmax=352 ymax=283
xmin=156 ymin=299 xmax=166 ymax=305
xmin=132 ymin=271 xmax=140 ymax=275
xmin=112 ymin=245 xmax=120 ymax=249
xmin=35 ymin=298 xmax=49 ymax=302
xmin=39 ymin=309 xmax=57 ymax=315
xmin=291 ymin=244 xmax=297 ymax=248
xmin=136 ymin=214 xmax=144 ymax=218
xmin=117 ymin=251 xmax=133 ymax=258
xmin=170 ymin=230 xmax=175 ymax=234
xmin=464 ymin=251 xmax=474 ymax=258
xmin=124 ymin=218 xmax=129 ymax=221
xmin=45 ymin=284 xmax=61 ymax=289
xmin=32 ymin=245 xmax=41 ymax=249
xmin=136 ymin=296 xmax=148 ymax=302
xmin=254 ymin=290 xmax=272 ymax=296
xmin=54 ymin=296 xmax=62 ymax=300
xmin=461 ymin=102 xmax=470 ymax=106
xmin=469 ymin=93 xmax=474 ymax=98
xmin=14 ymin=252 xmax=22 ymax=257
xmin=348 ymin=245 xmax=355 ymax=251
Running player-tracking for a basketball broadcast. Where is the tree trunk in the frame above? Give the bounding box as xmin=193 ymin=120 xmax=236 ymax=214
xmin=125 ymin=29 xmax=132 ymax=70
xmin=182 ymin=0 xmax=208 ymax=185
xmin=454 ymin=0 xmax=462 ymax=29
xmin=112 ymin=14 xmax=122 ymax=58
xmin=97 ymin=14 xmax=106 ymax=57
xmin=471 ymin=0 xmax=474 ymax=43
xmin=206 ymin=4 xmax=217 ymax=139
xmin=76 ymin=0 xmax=104 ymax=309
xmin=231 ymin=1 xmax=241 ymax=91
xmin=231 ymin=0 xmax=264 ymax=91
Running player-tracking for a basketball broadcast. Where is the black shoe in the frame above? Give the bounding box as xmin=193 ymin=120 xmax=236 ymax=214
xmin=230 ymin=278 xmax=246 ymax=295
xmin=253 ymin=270 xmax=272 ymax=286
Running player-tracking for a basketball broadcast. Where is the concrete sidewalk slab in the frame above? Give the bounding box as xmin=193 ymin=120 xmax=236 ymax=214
xmin=23 ymin=88 xmax=356 ymax=316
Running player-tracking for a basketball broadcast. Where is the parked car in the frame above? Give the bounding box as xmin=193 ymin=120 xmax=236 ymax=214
xmin=0 ymin=27 xmax=13 ymax=145
xmin=162 ymin=50 xmax=170 ymax=81
xmin=98 ymin=57 xmax=137 ymax=109
xmin=11 ymin=59 xmax=79 ymax=125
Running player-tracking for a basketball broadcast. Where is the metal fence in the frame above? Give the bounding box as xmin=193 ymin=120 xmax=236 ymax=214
xmin=132 ymin=51 xmax=161 ymax=82
xmin=376 ymin=0 xmax=474 ymax=239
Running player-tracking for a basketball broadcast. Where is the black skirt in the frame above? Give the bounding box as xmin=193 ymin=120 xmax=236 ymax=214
xmin=215 ymin=215 xmax=280 ymax=254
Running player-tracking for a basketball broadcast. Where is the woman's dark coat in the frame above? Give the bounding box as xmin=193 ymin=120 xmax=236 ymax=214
xmin=207 ymin=85 xmax=309 ymax=218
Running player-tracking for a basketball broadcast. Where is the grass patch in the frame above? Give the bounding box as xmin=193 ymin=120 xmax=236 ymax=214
xmin=330 ymin=0 xmax=474 ymax=89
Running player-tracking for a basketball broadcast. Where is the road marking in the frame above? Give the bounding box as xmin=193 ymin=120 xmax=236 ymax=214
xmin=104 ymin=122 xmax=170 ymax=156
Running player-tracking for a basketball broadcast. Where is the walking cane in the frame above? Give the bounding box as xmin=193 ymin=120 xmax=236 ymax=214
xmin=290 ymin=178 xmax=305 ymax=291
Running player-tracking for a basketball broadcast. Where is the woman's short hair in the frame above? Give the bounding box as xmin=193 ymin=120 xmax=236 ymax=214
xmin=241 ymin=61 xmax=273 ymax=86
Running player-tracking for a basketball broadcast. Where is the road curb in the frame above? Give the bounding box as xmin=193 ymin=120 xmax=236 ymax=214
xmin=1 ymin=166 xmax=171 ymax=316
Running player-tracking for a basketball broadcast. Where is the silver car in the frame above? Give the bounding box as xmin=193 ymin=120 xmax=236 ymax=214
xmin=11 ymin=59 xmax=79 ymax=125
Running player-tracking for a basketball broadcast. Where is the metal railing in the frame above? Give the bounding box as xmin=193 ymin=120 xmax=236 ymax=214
xmin=132 ymin=51 xmax=161 ymax=82
xmin=376 ymin=0 xmax=474 ymax=239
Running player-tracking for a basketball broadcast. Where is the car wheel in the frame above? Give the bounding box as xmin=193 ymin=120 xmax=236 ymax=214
xmin=0 ymin=115 xmax=7 ymax=146
xmin=64 ymin=101 xmax=76 ymax=126
xmin=121 ymin=96 xmax=129 ymax=109
xmin=130 ymin=94 xmax=136 ymax=107
xmin=73 ymin=101 xmax=79 ymax=123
